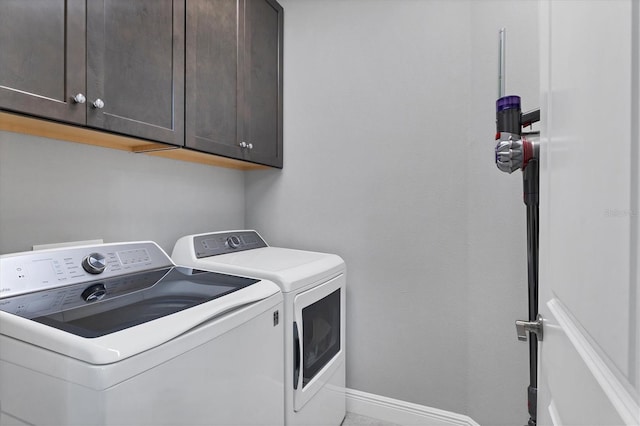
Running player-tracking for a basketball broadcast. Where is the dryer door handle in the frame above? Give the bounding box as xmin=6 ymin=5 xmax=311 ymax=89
xmin=293 ymin=321 xmax=301 ymax=390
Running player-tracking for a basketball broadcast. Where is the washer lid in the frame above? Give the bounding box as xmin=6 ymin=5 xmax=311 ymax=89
xmin=0 ymin=269 xmax=281 ymax=364
xmin=1 ymin=267 xmax=261 ymax=338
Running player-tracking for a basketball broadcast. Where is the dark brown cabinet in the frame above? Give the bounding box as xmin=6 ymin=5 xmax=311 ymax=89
xmin=86 ymin=0 xmax=184 ymax=145
xmin=186 ymin=0 xmax=283 ymax=168
xmin=0 ymin=0 xmax=86 ymax=125
xmin=0 ymin=0 xmax=282 ymax=168
xmin=0 ymin=0 xmax=184 ymax=146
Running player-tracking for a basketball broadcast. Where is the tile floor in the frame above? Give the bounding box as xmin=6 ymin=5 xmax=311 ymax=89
xmin=341 ymin=412 xmax=400 ymax=426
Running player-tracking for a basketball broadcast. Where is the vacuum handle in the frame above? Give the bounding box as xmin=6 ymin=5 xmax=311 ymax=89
xmin=293 ymin=322 xmax=301 ymax=390
xmin=521 ymin=109 xmax=541 ymax=128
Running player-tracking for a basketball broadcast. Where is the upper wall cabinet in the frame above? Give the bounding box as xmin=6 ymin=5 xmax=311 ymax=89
xmin=186 ymin=0 xmax=283 ymax=168
xmin=0 ymin=0 xmax=184 ymax=146
xmin=0 ymin=0 xmax=86 ymax=125
xmin=86 ymin=0 xmax=184 ymax=145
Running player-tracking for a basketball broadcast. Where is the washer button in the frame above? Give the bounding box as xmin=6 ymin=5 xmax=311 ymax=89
xmin=82 ymin=253 xmax=107 ymax=274
xmin=81 ymin=283 xmax=107 ymax=302
xmin=227 ymin=236 xmax=241 ymax=249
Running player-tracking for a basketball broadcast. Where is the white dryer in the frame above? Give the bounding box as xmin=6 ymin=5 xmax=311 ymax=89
xmin=172 ymin=230 xmax=346 ymax=426
xmin=0 ymin=241 xmax=284 ymax=426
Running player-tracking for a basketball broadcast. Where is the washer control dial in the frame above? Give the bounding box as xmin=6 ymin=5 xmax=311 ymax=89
xmin=81 ymin=283 xmax=107 ymax=302
xmin=82 ymin=253 xmax=107 ymax=274
xmin=226 ymin=235 xmax=241 ymax=249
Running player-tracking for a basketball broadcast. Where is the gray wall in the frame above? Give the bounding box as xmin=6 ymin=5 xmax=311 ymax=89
xmin=245 ymin=0 xmax=538 ymax=424
xmin=0 ymin=131 xmax=245 ymax=254
xmin=0 ymin=1 xmax=539 ymax=424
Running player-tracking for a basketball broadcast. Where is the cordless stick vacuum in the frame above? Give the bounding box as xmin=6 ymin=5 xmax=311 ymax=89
xmin=493 ymin=28 xmax=542 ymax=426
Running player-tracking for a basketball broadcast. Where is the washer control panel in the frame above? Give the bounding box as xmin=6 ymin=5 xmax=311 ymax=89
xmin=0 ymin=242 xmax=173 ymax=298
xmin=194 ymin=231 xmax=268 ymax=258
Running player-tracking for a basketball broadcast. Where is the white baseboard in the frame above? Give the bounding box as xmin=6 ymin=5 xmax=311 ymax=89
xmin=346 ymin=388 xmax=480 ymax=426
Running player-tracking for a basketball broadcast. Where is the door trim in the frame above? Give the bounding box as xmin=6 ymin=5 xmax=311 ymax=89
xmin=547 ymin=299 xmax=640 ymax=425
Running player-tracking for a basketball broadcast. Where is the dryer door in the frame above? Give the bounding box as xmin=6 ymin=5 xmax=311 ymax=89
xmin=292 ymin=274 xmax=345 ymax=411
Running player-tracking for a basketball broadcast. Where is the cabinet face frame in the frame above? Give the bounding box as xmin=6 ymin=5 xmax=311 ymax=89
xmin=0 ymin=0 xmax=87 ymax=125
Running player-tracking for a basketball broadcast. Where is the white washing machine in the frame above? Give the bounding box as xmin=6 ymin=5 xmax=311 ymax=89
xmin=172 ymin=230 xmax=346 ymax=426
xmin=0 ymin=241 xmax=284 ymax=426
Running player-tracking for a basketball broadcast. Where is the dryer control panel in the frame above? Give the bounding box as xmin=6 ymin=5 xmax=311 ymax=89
xmin=0 ymin=242 xmax=173 ymax=298
xmin=194 ymin=231 xmax=268 ymax=258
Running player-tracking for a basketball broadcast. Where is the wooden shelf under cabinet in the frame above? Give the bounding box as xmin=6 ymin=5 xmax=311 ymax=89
xmin=0 ymin=112 xmax=268 ymax=171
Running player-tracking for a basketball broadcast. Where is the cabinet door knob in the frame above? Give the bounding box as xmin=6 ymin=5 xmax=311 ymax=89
xmin=239 ymin=141 xmax=247 ymax=148
xmin=92 ymin=99 xmax=105 ymax=109
xmin=72 ymin=93 xmax=86 ymax=104
xmin=247 ymin=143 xmax=253 ymax=150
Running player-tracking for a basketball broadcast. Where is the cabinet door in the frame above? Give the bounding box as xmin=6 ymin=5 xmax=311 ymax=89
xmin=86 ymin=0 xmax=184 ymax=146
xmin=241 ymin=0 xmax=283 ymax=168
xmin=185 ymin=0 xmax=242 ymax=158
xmin=0 ymin=0 xmax=86 ymax=124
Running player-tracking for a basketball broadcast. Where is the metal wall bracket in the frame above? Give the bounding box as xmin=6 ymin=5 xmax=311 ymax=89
xmin=515 ymin=314 xmax=544 ymax=342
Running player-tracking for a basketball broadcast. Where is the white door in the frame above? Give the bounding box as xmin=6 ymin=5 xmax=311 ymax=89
xmin=537 ymin=0 xmax=640 ymax=424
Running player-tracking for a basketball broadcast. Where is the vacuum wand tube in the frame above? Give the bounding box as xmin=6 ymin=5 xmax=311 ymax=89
xmin=499 ymin=28 xmax=506 ymax=98
xmin=493 ymin=28 xmax=541 ymax=426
